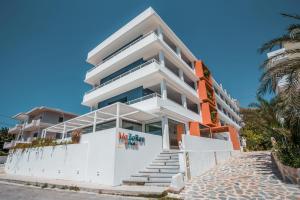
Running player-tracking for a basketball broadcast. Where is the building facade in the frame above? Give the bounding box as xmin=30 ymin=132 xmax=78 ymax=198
xmin=4 ymin=107 xmax=77 ymax=149
xmin=82 ymin=7 xmax=241 ymax=149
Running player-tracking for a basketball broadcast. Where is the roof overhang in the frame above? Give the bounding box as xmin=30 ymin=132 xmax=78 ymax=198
xmin=45 ymin=103 xmax=157 ymax=134
xmin=87 ymin=7 xmax=197 ymax=65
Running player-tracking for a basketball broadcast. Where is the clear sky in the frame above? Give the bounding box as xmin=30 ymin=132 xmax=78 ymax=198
xmin=0 ymin=0 xmax=299 ymax=126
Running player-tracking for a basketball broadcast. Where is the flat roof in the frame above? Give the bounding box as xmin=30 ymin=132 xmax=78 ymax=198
xmin=44 ymin=103 xmax=157 ymax=134
xmin=12 ymin=106 xmax=78 ymax=121
xmin=87 ymin=7 xmax=197 ymax=65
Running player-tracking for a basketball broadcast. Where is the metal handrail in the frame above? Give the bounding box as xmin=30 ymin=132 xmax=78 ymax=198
xmin=126 ymin=93 xmax=161 ymax=105
xmin=85 ymin=59 xmax=159 ymax=94
xmin=87 ymin=31 xmax=157 ymax=73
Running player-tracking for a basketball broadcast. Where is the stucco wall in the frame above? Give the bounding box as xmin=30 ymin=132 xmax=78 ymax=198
xmin=5 ymin=128 xmax=162 ymax=186
xmin=182 ymin=134 xmax=233 ymax=177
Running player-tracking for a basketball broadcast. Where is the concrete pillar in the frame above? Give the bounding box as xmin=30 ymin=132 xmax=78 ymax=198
xmin=162 ymin=116 xmax=170 ymax=150
xmin=62 ymin=123 xmax=66 ymax=139
xmin=191 ymin=61 xmax=195 ymax=70
xmin=157 ymin=26 xmax=163 ymax=40
xmin=116 ymin=103 xmax=120 ymax=129
xmin=185 ymin=122 xmax=190 ymax=135
xmin=194 ymin=81 xmax=198 ymax=91
xmin=181 ymin=94 xmax=187 ymax=109
xmin=179 ymin=69 xmax=184 ymax=81
xmin=159 ymin=51 xmax=165 ymax=67
xmin=160 ymin=79 xmax=167 ymax=99
xmin=92 ymin=112 xmax=97 ymax=133
xmin=176 ymin=47 xmax=181 ymax=58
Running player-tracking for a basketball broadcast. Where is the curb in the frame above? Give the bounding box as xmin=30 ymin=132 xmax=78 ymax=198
xmin=0 ymin=177 xmax=168 ymax=198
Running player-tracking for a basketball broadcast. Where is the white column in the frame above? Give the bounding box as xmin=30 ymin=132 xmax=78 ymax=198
xmin=159 ymin=51 xmax=165 ymax=67
xmin=62 ymin=123 xmax=66 ymax=139
xmin=179 ymin=69 xmax=184 ymax=81
xmin=92 ymin=112 xmax=97 ymax=133
xmin=157 ymin=26 xmax=163 ymax=40
xmin=160 ymin=79 xmax=167 ymax=99
xmin=116 ymin=103 xmax=120 ymax=129
xmin=185 ymin=122 xmax=190 ymax=135
xmin=191 ymin=61 xmax=195 ymax=70
xmin=176 ymin=47 xmax=181 ymax=58
xmin=162 ymin=116 xmax=170 ymax=150
xmin=194 ymin=81 xmax=198 ymax=91
xmin=181 ymin=94 xmax=187 ymax=109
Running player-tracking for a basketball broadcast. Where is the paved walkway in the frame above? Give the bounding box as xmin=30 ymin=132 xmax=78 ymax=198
xmin=180 ymin=151 xmax=300 ymax=200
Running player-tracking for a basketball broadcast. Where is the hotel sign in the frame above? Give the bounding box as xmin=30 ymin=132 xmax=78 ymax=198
xmin=118 ymin=132 xmax=145 ymax=150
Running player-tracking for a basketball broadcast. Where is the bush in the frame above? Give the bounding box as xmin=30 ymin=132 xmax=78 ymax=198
xmin=0 ymin=151 xmax=8 ymax=156
xmin=275 ymin=142 xmax=300 ymax=168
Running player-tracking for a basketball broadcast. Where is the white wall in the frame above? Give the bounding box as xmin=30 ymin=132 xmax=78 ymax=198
xmin=5 ymin=143 xmax=88 ymax=182
xmin=113 ymin=128 xmax=162 ymax=185
xmin=182 ymin=135 xmax=233 ymax=178
xmin=5 ymin=128 xmax=163 ymax=186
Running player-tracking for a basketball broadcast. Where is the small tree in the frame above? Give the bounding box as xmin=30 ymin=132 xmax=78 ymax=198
xmin=0 ymin=127 xmax=14 ymax=153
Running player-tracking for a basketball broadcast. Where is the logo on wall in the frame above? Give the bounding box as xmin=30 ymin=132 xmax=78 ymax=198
xmin=118 ymin=132 xmax=145 ymax=150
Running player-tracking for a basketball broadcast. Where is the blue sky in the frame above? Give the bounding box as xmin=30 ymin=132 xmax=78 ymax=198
xmin=0 ymin=0 xmax=299 ymax=126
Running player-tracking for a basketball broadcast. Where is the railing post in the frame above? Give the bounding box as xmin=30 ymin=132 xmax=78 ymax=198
xmin=62 ymin=123 xmax=66 ymax=140
xmin=93 ymin=111 xmax=97 ymax=133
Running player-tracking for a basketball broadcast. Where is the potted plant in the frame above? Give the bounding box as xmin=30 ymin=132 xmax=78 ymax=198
xmin=71 ymin=129 xmax=81 ymax=144
xmin=211 ymin=110 xmax=217 ymax=123
xmin=203 ymin=68 xmax=210 ymax=79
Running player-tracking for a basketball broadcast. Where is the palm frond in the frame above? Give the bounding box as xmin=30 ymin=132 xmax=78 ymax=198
xmin=258 ymin=35 xmax=291 ymax=54
xmin=281 ymin=13 xmax=300 ymax=20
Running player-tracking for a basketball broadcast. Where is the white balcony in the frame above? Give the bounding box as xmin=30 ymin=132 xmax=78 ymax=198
xmin=218 ymin=109 xmax=241 ymax=130
xmin=23 ymin=119 xmax=52 ymax=131
xmin=85 ymin=31 xmax=198 ymax=86
xmin=8 ymin=124 xmax=22 ymax=134
xmin=85 ymin=32 xmax=159 ymax=85
xmin=216 ymin=94 xmax=241 ymax=121
xmin=128 ymin=93 xmax=201 ymax=123
xmin=82 ymin=59 xmax=199 ymax=107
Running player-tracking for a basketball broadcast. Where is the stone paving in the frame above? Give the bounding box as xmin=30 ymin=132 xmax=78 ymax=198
xmin=180 ymin=151 xmax=300 ymax=200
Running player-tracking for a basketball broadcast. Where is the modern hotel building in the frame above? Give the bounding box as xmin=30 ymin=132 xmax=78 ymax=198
xmin=82 ymin=7 xmax=241 ymax=148
xmin=5 ymin=7 xmax=242 ymax=187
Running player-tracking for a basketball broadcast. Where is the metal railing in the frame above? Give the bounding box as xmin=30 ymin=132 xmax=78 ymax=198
xmin=87 ymin=31 xmax=157 ymax=73
xmin=126 ymin=93 xmax=161 ymax=105
xmin=85 ymin=59 xmax=159 ymax=95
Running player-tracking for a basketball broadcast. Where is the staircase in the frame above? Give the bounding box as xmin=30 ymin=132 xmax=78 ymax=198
xmin=123 ymin=150 xmax=181 ymax=187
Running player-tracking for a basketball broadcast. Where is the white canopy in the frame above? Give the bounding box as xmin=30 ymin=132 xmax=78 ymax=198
xmin=44 ymin=103 xmax=157 ymax=134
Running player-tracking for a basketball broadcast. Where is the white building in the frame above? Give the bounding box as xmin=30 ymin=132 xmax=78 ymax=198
xmin=5 ymin=7 xmax=242 ymax=187
xmin=3 ymin=106 xmax=77 ymax=149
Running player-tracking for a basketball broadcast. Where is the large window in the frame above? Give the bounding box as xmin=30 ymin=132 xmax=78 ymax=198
xmin=122 ymin=120 xmax=142 ymax=132
xmin=96 ymin=120 xmax=116 ymax=131
xmin=81 ymin=126 xmax=93 ymax=134
xmin=145 ymin=121 xmax=162 ymax=136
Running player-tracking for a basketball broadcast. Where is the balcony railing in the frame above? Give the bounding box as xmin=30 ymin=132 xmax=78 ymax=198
xmin=126 ymin=93 xmax=161 ymax=105
xmin=87 ymin=31 xmax=157 ymax=73
xmin=85 ymin=59 xmax=159 ymax=95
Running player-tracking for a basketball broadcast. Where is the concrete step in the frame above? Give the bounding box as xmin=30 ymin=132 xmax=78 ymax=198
xmin=139 ymin=168 xmax=179 ymax=174
xmin=157 ymin=154 xmax=179 ymax=158
xmin=149 ymin=162 xmax=179 ymax=167
xmin=132 ymin=173 xmax=174 ymax=178
xmin=155 ymin=157 xmax=179 ymax=161
xmin=144 ymin=182 xmax=170 ymax=187
xmin=152 ymin=159 xmax=179 ymax=163
xmin=124 ymin=177 xmax=172 ymax=183
xmin=147 ymin=165 xmax=179 ymax=169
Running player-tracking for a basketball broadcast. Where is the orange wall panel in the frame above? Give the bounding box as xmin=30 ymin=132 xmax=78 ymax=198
xmin=189 ymin=122 xmax=200 ymax=136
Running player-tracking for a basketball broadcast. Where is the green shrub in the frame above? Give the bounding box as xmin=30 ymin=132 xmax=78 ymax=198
xmin=275 ymin=142 xmax=300 ymax=168
xmin=0 ymin=151 xmax=8 ymax=156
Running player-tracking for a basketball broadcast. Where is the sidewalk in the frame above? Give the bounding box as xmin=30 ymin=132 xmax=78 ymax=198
xmin=0 ymin=173 xmax=168 ymax=198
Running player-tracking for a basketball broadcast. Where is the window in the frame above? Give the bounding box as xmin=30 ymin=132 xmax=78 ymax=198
xmin=33 ymin=132 xmax=38 ymax=138
xmin=81 ymin=126 xmax=93 ymax=134
xmin=145 ymin=121 xmax=162 ymax=136
xmin=96 ymin=120 xmax=116 ymax=131
xmin=122 ymin=120 xmax=142 ymax=132
xmin=107 ymin=97 xmax=127 ymax=105
xmin=58 ymin=117 xmax=64 ymax=122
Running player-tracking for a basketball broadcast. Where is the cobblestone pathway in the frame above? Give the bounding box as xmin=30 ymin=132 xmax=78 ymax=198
xmin=180 ymin=151 xmax=300 ymax=200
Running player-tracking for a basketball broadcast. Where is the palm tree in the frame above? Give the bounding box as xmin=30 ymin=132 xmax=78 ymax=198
xmin=258 ymin=13 xmax=300 ymax=145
